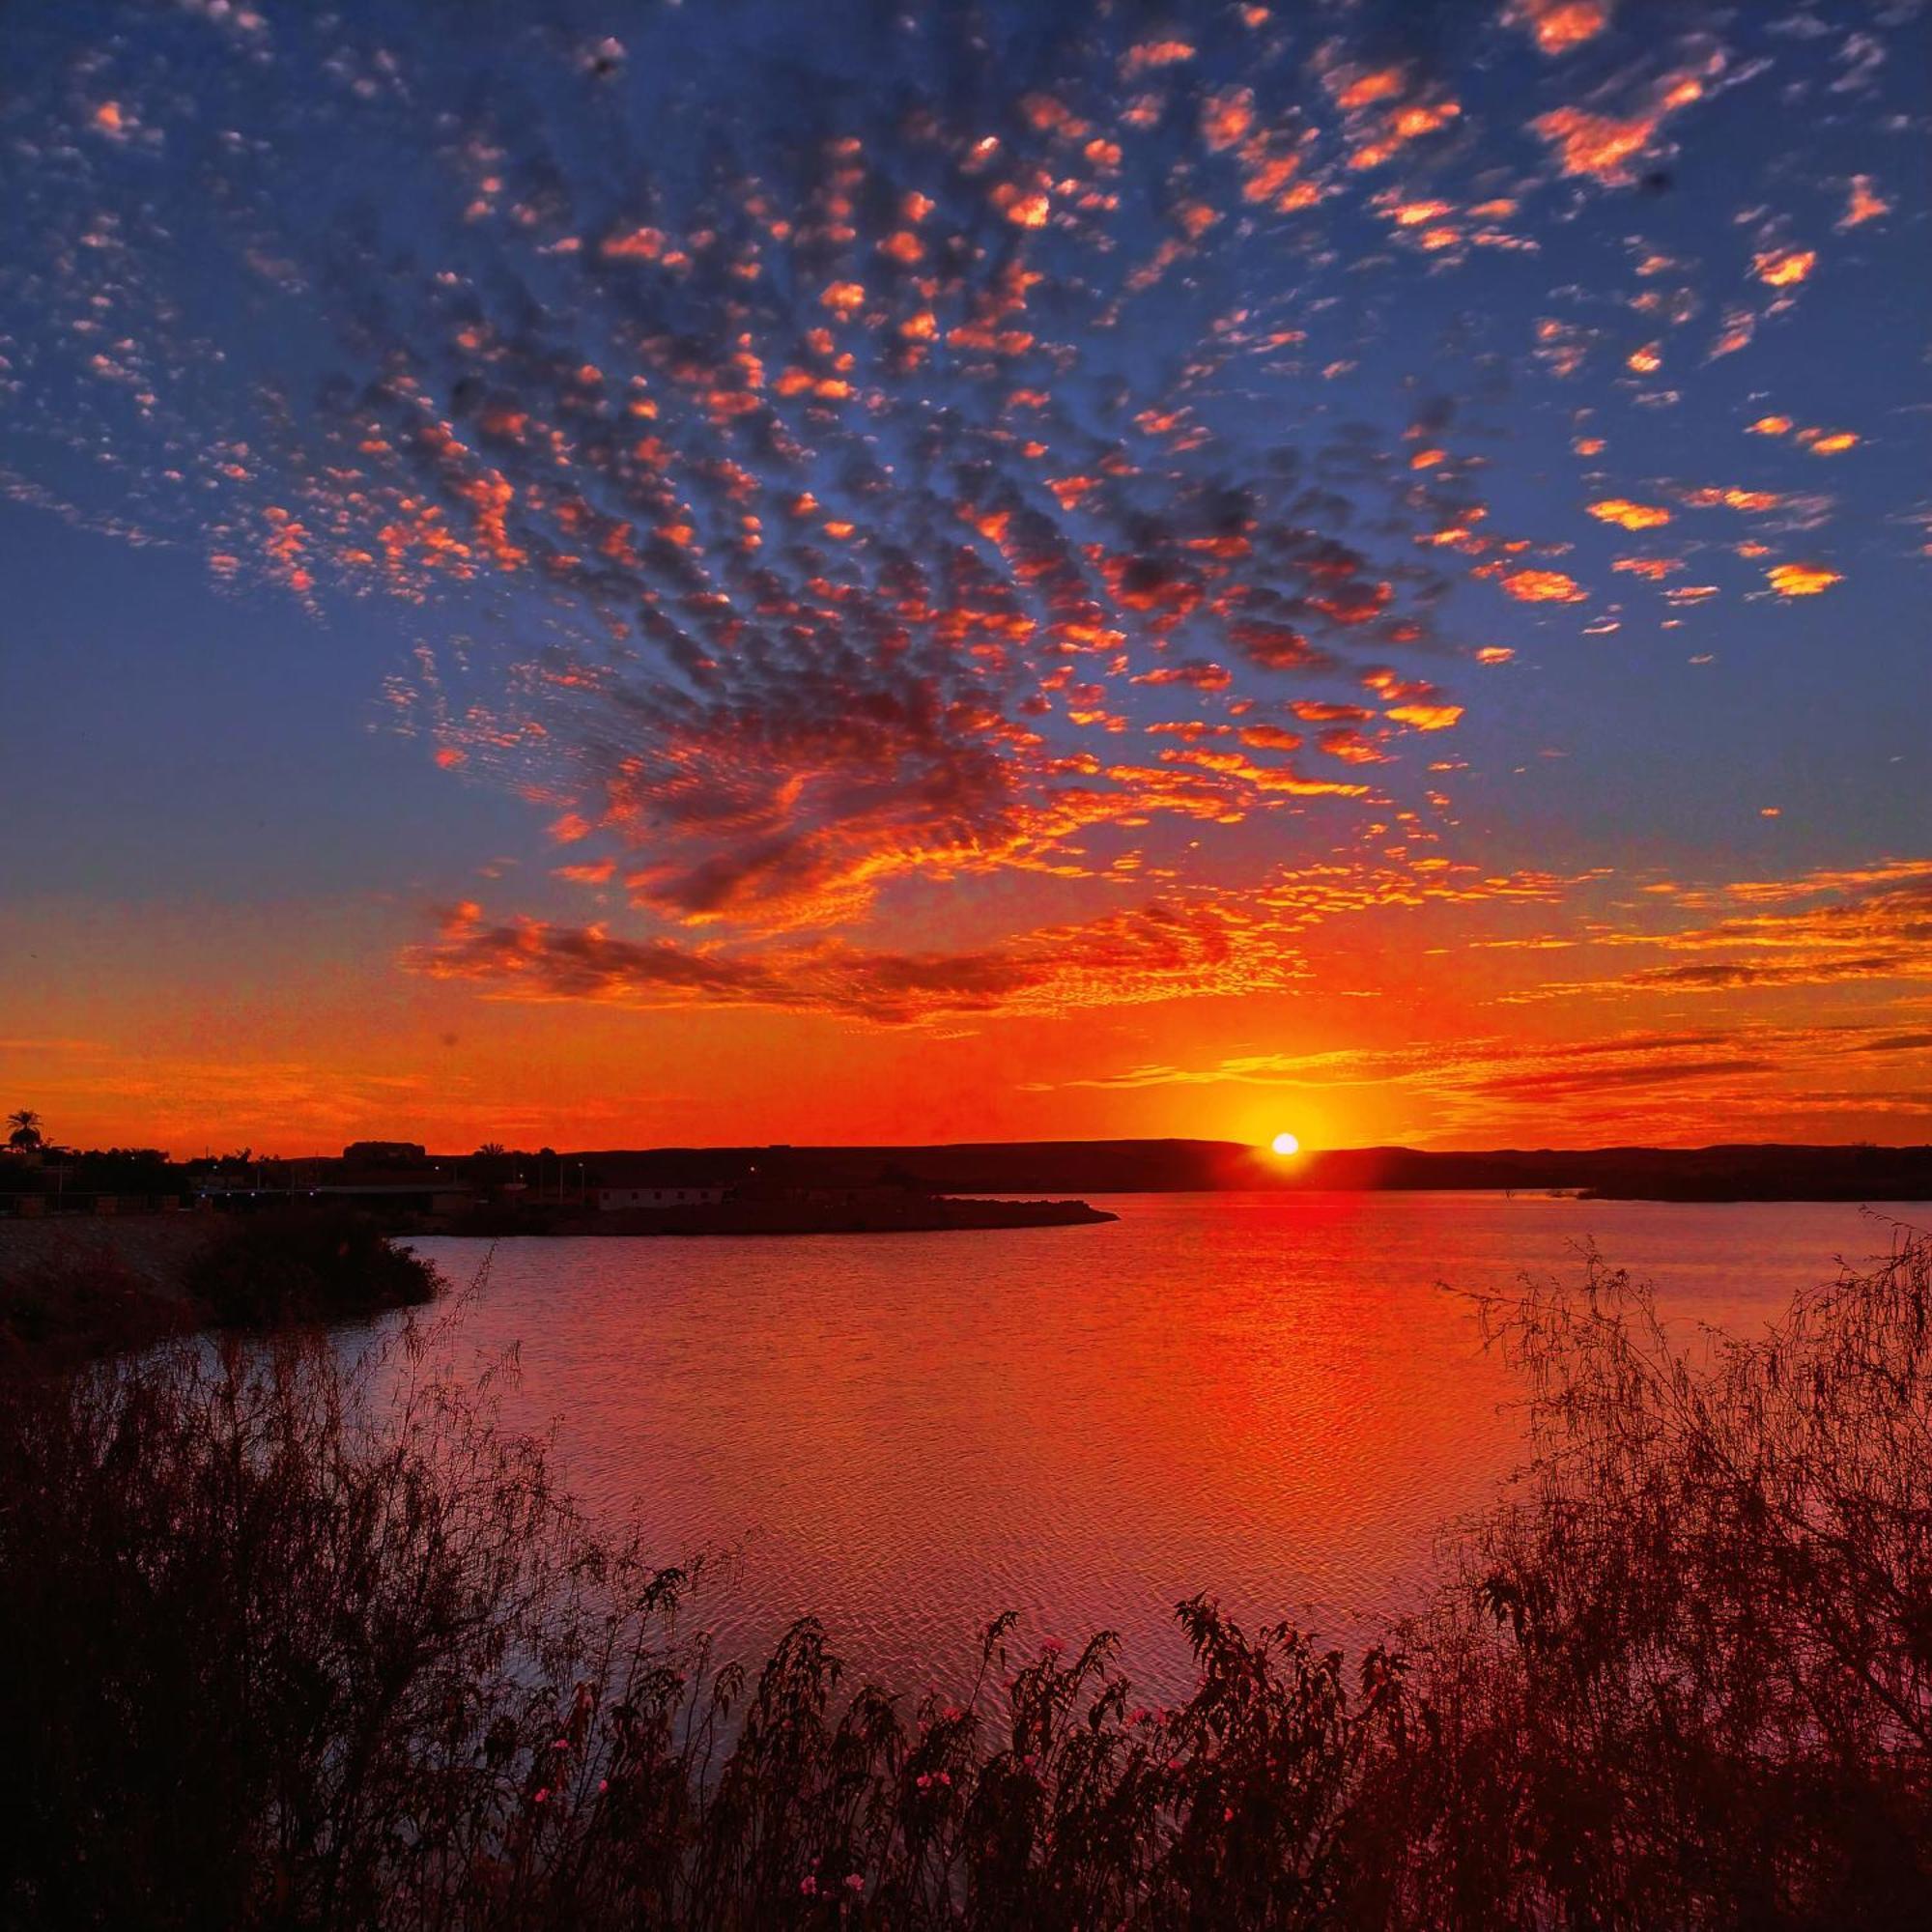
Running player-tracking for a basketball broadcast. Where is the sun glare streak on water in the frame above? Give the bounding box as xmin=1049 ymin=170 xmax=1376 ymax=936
xmin=393 ymin=1193 xmax=1923 ymax=1697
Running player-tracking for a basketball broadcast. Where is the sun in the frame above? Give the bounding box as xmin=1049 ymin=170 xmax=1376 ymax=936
xmin=1270 ymin=1130 xmax=1301 ymax=1158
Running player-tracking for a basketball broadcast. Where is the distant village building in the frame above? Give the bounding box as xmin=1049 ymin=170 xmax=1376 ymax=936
xmin=342 ymin=1140 xmax=427 ymax=1164
xmin=190 ymin=1145 xmax=473 ymax=1216
xmin=591 ymin=1184 xmax=725 ymax=1211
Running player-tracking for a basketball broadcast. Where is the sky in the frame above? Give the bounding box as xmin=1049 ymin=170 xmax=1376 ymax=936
xmin=1 ymin=0 xmax=1927 ymax=1157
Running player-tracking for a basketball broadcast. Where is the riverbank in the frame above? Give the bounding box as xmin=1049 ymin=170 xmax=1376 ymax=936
xmin=447 ymin=1194 xmax=1116 ymax=1237
xmin=0 ymin=1208 xmax=439 ymax=1359
xmin=0 ymin=1216 xmax=213 ymax=1356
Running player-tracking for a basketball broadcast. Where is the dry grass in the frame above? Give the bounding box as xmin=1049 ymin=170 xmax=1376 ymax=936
xmin=1386 ymin=1224 xmax=1932 ymax=1927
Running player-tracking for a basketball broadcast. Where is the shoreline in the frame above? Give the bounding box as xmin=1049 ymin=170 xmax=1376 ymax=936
xmin=442 ymin=1196 xmax=1118 ymax=1238
xmin=0 ymin=1209 xmax=437 ymax=1360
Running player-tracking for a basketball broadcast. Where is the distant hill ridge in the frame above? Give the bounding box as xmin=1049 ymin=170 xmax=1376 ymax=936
xmin=554 ymin=1140 xmax=1932 ymax=1204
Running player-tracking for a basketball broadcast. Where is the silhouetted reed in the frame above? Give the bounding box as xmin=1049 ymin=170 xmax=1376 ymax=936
xmin=2 ymin=1230 xmax=1927 ymax=1927
xmin=1383 ymin=1227 xmax=1932 ymax=1927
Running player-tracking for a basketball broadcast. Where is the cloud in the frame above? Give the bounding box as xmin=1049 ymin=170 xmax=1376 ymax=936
xmin=1508 ymin=2 xmax=1616 ymax=58
xmin=1 ymin=0 xmax=1917 ymax=1105
xmin=405 ymin=895 xmax=1308 ymax=1025
xmin=1838 ymin=176 xmax=1889 ymax=229
xmin=1753 ymin=247 xmax=1818 ymax=288
xmin=1586 ymin=497 xmax=1671 ymax=530
xmin=1530 ymin=93 xmax=1682 ymax=185
xmin=1766 ymin=562 xmax=1842 ymax=597
xmin=1384 ymin=702 xmax=1463 ymax=731
xmin=1510 ymin=864 xmax=1932 ymax=1002
xmin=407 ymin=852 xmax=1594 ymax=1024
xmin=1038 ymin=1018 xmax=1932 ymax=1142
xmin=1500 ymin=568 xmax=1587 ymax=603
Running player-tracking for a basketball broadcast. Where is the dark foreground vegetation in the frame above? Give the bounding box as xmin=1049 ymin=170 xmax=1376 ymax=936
xmin=185 ymin=1208 xmax=442 ymax=1328
xmin=0 ymin=1207 xmax=440 ymax=1358
xmin=2 ymin=1233 xmax=1929 ymax=1928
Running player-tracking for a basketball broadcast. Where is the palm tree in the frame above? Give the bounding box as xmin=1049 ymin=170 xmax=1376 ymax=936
xmin=7 ymin=1108 xmax=43 ymax=1150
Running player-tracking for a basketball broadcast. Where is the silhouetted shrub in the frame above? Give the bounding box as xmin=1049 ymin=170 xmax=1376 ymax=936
xmin=186 ymin=1206 xmax=440 ymax=1327
xmin=2 ymin=1231 xmax=1928 ymax=1927
xmin=0 ymin=1246 xmax=190 ymax=1360
xmin=1382 ymin=1228 xmax=1932 ymax=1928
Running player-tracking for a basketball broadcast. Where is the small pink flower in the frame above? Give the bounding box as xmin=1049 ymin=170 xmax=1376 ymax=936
xmin=1223 ymin=1806 xmax=1235 ymax=1824
xmin=938 ymin=1771 xmax=952 ymax=1787
xmin=553 ymin=1739 xmax=571 ymax=1751
xmin=916 ymin=1773 xmax=932 ymax=1790
xmin=1166 ymin=1757 xmax=1185 ymax=1773
xmin=843 ymin=1872 xmax=865 ymax=1892
xmin=532 ymin=1788 xmax=550 ymax=1804
xmin=800 ymin=1875 xmax=817 ymax=1896
xmin=597 ymin=1779 xmax=609 ymax=1795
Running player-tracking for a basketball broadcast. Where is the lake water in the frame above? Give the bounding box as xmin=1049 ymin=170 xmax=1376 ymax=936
xmin=400 ymin=1193 xmax=1926 ymax=1697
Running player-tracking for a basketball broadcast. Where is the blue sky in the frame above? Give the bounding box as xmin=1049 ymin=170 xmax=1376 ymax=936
xmin=3 ymin=0 xmax=1928 ymax=1152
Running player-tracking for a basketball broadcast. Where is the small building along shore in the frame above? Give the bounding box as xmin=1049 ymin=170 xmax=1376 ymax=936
xmin=591 ymin=1183 xmax=725 ymax=1211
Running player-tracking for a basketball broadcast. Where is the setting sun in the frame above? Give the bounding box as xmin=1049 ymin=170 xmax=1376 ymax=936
xmin=1270 ymin=1131 xmax=1301 ymax=1157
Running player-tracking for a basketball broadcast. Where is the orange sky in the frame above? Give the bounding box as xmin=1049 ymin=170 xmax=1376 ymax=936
xmin=2 ymin=0 xmax=1927 ymax=1157
xmin=9 ymin=854 xmax=1928 ymax=1155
